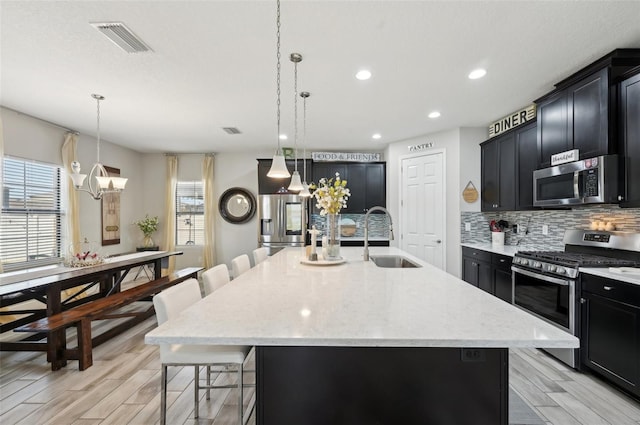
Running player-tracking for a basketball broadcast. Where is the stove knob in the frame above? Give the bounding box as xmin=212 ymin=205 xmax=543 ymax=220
xmin=534 ymin=261 xmax=542 ymax=269
xmin=548 ymin=265 xmax=556 ymax=272
xmin=514 ymin=258 xmax=521 ymax=264
xmin=520 ymin=259 xmax=528 ymax=266
xmin=556 ymin=267 xmax=566 ymax=275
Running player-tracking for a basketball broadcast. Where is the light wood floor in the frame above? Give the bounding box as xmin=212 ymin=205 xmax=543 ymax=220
xmin=1 ymin=309 xmax=640 ymax=424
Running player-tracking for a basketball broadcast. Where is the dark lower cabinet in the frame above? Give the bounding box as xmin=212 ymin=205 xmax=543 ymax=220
xmin=462 ymin=248 xmax=513 ymax=303
xmin=492 ymin=254 xmax=513 ymax=304
xmin=256 ymin=346 xmax=508 ymax=425
xmin=581 ymin=274 xmax=640 ymax=399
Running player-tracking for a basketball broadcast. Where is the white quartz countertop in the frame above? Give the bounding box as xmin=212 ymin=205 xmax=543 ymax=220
xmin=580 ymin=267 xmax=640 ymax=286
xmin=145 ymin=247 xmax=578 ymax=349
xmin=461 ymin=242 xmax=523 ymax=257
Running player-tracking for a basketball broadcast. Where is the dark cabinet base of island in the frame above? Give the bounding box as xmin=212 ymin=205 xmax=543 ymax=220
xmin=256 ymin=346 xmax=508 ymax=425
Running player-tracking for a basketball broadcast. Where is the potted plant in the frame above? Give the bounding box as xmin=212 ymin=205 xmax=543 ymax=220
xmin=134 ymin=214 xmax=159 ymax=248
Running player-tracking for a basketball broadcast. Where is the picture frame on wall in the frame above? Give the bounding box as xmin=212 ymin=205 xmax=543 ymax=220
xmin=101 ymin=166 xmax=121 ymax=246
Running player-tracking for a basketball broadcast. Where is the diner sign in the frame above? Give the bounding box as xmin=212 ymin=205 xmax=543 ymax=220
xmin=488 ymin=104 xmax=536 ymax=138
xmin=312 ymin=152 xmax=381 ymax=162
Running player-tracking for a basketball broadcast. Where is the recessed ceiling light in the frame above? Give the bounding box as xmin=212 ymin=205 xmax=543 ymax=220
xmin=279 ymin=134 xmax=288 ymax=140
xmin=355 ymin=70 xmax=372 ymax=80
xmin=372 ymin=133 xmax=381 ymax=140
xmin=428 ymin=111 xmax=441 ymax=119
xmin=468 ymin=68 xmax=487 ymax=80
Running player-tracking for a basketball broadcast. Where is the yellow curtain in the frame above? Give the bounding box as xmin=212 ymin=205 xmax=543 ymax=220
xmin=163 ymin=155 xmax=178 ymax=274
xmin=0 ymin=112 xmax=4 ymax=274
xmin=202 ymin=154 xmax=216 ymax=269
xmin=61 ymin=132 xmax=87 ymax=300
xmin=61 ymin=133 xmax=81 ymax=253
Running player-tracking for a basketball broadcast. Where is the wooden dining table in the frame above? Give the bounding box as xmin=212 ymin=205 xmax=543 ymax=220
xmin=0 ymin=250 xmax=182 ymax=363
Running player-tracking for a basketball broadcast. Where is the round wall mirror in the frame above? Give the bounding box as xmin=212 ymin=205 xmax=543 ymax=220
xmin=219 ymin=187 xmax=256 ymax=224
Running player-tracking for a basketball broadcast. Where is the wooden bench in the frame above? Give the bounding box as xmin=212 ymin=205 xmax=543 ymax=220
xmin=15 ymin=267 xmax=203 ymax=371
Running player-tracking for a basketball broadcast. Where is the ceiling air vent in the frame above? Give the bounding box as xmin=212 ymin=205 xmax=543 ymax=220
xmin=90 ymin=22 xmax=152 ymax=53
xmin=222 ymin=127 xmax=242 ymax=135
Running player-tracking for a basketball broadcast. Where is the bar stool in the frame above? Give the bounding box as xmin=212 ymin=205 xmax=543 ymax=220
xmin=231 ymin=254 xmax=251 ymax=279
xmin=202 ymin=264 xmax=231 ymax=296
xmin=153 ymin=278 xmax=252 ymax=424
xmin=252 ymin=247 xmax=269 ymax=266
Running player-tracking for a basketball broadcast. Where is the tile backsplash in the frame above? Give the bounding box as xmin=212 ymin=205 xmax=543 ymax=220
xmin=461 ymin=206 xmax=640 ymax=250
xmin=310 ymin=213 xmax=391 ymax=239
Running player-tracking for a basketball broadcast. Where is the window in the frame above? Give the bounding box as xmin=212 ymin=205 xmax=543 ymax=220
xmin=1 ymin=156 xmax=63 ymax=271
xmin=176 ymin=181 xmax=204 ymax=246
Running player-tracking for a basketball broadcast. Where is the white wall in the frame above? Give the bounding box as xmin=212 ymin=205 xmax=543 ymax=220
xmin=2 ymin=107 xmax=144 ymax=258
xmin=385 ymin=127 xmax=484 ymax=277
xmin=3 ymin=105 xmax=487 ymax=279
xmin=459 ymin=128 xmax=486 ymax=213
xmin=140 ymin=151 xmax=271 ymax=271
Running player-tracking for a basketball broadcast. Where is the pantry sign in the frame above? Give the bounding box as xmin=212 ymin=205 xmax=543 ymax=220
xmin=488 ymin=104 xmax=536 ymax=138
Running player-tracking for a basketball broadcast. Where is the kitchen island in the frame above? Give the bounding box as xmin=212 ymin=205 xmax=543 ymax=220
xmin=145 ymin=247 xmax=578 ymax=424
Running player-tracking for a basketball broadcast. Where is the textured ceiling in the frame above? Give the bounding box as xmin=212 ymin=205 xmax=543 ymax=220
xmin=2 ymin=1 xmax=640 ymax=154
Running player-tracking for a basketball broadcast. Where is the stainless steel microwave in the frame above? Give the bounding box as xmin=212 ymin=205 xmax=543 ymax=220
xmin=533 ymin=155 xmax=621 ymax=206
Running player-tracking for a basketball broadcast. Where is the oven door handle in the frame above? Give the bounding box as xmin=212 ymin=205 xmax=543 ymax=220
xmin=512 ymin=266 xmax=571 ymax=286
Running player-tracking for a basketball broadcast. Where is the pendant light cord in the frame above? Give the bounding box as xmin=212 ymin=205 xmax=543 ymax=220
xmin=96 ymin=96 xmax=101 ymax=164
xmin=293 ymin=58 xmax=298 ymax=170
xmin=302 ymin=93 xmax=307 ymax=181
xmin=275 ymin=0 xmax=281 ymax=153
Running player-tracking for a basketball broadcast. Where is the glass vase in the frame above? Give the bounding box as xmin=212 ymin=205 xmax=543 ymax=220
xmin=324 ymin=213 xmax=342 ymax=260
xmin=142 ymin=235 xmax=155 ymax=248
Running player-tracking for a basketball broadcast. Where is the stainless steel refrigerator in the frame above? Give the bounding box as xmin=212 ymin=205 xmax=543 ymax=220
xmin=258 ymin=194 xmax=307 ymax=255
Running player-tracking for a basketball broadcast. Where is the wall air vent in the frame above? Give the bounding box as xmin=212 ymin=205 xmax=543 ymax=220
xmin=90 ymin=22 xmax=152 ymax=53
xmin=222 ymin=127 xmax=242 ymax=135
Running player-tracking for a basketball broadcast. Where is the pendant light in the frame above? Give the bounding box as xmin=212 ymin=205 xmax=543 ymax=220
xmin=266 ymin=0 xmax=290 ymax=178
xmin=69 ymin=94 xmax=128 ymax=200
xmin=287 ymin=52 xmax=304 ymax=191
xmin=299 ymin=91 xmax=312 ymax=197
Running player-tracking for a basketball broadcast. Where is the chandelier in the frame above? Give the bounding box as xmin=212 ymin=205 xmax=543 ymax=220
xmin=69 ymin=94 xmax=128 ymax=200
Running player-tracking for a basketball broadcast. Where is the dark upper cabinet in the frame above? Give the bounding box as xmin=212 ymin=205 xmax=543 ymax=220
xmin=311 ymin=162 xmax=386 ymax=214
xmin=537 ymin=68 xmax=609 ymax=168
xmin=257 ymin=159 xmax=311 ymax=194
xmin=515 ymin=122 xmax=538 ymax=210
xmin=481 ymin=120 xmax=537 ymax=212
xmin=568 ymin=68 xmax=609 ymax=159
xmin=535 ymin=50 xmax=640 ymax=169
xmin=620 ymin=72 xmax=640 ymax=207
xmin=481 ymin=130 xmax=516 ymax=212
xmin=537 ymin=90 xmax=569 ymax=168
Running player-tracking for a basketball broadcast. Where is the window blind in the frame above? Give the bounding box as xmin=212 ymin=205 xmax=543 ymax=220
xmin=176 ymin=181 xmax=204 ymax=246
xmin=1 ymin=157 xmax=63 ymax=271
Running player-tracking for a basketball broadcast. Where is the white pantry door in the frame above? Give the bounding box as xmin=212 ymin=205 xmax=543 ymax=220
xmin=401 ymin=152 xmax=445 ymax=269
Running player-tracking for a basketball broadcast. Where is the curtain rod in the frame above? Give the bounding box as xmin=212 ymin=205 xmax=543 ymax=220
xmin=163 ymin=152 xmax=216 ymax=156
xmin=2 ymin=106 xmax=79 ymax=135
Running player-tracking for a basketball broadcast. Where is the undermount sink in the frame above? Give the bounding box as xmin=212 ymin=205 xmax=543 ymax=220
xmin=369 ymin=255 xmax=422 ymax=268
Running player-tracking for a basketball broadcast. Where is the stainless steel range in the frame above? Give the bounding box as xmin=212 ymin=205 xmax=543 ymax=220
xmin=512 ymin=230 xmax=640 ymax=368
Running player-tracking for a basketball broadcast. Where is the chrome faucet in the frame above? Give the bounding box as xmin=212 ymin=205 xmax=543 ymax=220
xmin=363 ymin=206 xmax=394 ymax=261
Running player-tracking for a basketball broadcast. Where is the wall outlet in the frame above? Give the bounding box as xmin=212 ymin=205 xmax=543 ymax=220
xmin=464 ymin=222 xmax=471 ymax=231
xmin=542 ymin=224 xmax=549 ymax=235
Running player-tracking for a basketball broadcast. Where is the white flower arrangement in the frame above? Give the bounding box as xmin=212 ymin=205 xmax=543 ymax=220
xmin=309 ymin=172 xmax=351 ymax=216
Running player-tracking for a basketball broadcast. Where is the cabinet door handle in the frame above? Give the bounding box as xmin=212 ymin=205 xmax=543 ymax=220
xmin=499 ymin=259 xmax=505 ymax=263
xmin=436 ymin=240 xmax=442 ymax=244
xmin=472 ymin=262 xmax=477 ymax=266
xmin=580 ymin=298 xmax=586 ymax=304
xmin=603 ymin=286 xmax=614 ymax=291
